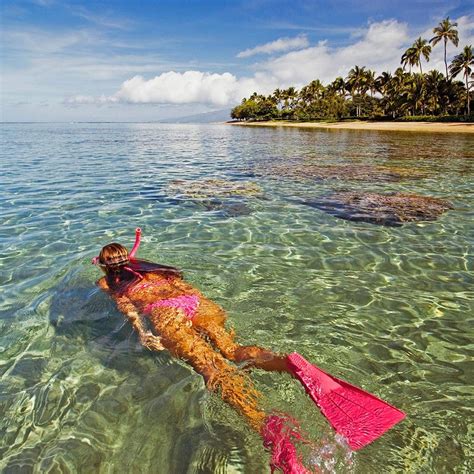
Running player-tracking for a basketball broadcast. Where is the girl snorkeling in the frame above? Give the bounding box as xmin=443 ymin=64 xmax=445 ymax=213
xmin=93 ymin=228 xmax=405 ymax=473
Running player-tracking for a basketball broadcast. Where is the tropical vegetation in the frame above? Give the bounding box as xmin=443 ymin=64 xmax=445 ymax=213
xmin=231 ymin=18 xmax=473 ymax=122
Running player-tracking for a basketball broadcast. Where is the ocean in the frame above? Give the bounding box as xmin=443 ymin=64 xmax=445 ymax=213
xmin=1 ymin=123 xmax=473 ymax=472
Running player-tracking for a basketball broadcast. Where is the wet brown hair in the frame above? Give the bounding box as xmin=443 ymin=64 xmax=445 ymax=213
xmin=99 ymin=243 xmax=130 ymax=268
xmin=98 ymin=243 xmax=134 ymax=291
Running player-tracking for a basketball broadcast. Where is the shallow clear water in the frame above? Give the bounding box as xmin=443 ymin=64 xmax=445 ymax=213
xmin=1 ymin=123 xmax=473 ymax=473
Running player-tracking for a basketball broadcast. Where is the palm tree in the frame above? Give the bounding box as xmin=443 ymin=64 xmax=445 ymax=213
xmin=308 ymin=80 xmax=325 ymax=98
xmin=401 ymin=74 xmax=426 ymax=115
xmin=402 ymin=39 xmax=431 ymax=74
xmin=272 ymin=88 xmax=282 ymax=102
xmin=346 ymin=66 xmax=367 ymax=94
xmin=365 ymin=69 xmax=376 ymax=97
xmin=425 ymin=70 xmax=446 ymax=114
xmin=375 ymin=71 xmax=392 ymax=96
xmin=449 ymin=45 xmax=473 ymax=114
xmin=303 ymin=80 xmax=324 ymax=100
xmin=412 ymin=37 xmax=431 ymax=74
xmin=272 ymin=88 xmax=285 ymax=114
xmin=298 ymin=80 xmax=325 ymax=119
xmin=401 ymin=47 xmax=417 ymax=73
xmin=280 ymin=87 xmax=298 ymax=118
xmin=346 ymin=66 xmax=368 ymax=116
xmin=430 ymin=17 xmax=459 ymax=79
xmin=328 ymin=76 xmax=346 ymax=97
xmin=388 ymin=68 xmax=412 ymax=116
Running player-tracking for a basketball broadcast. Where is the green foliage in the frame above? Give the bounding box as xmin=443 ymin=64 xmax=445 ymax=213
xmin=449 ymin=45 xmax=473 ymax=114
xmin=231 ymin=94 xmax=278 ymax=121
xmin=230 ymin=18 xmax=472 ymax=123
xmin=230 ymin=67 xmax=470 ymax=122
xmin=398 ymin=114 xmax=474 ymax=122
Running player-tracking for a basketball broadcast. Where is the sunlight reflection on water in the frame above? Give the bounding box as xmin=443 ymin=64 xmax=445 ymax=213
xmin=0 ymin=123 xmax=473 ymax=472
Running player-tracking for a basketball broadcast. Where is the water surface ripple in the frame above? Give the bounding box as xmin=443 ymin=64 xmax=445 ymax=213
xmin=1 ymin=123 xmax=473 ymax=473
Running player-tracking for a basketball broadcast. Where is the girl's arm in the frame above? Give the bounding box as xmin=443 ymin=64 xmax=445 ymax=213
xmin=97 ymin=278 xmax=165 ymax=351
xmin=115 ymin=294 xmax=166 ymax=351
xmin=97 ymin=277 xmax=165 ymax=351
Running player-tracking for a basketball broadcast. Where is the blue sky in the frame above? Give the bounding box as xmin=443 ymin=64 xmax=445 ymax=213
xmin=1 ymin=0 xmax=473 ymax=121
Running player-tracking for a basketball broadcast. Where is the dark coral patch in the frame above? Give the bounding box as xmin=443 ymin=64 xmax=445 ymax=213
xmin=303 ymin=192 xmax=453 ymax=226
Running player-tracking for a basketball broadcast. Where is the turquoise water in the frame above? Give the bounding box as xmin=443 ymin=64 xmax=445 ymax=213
xmin=1 ymin=123 xmax=473 ymax=473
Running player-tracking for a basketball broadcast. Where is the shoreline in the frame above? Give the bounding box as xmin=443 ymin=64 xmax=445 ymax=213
xmin=228 ymin=120 xmax=474 ymax=134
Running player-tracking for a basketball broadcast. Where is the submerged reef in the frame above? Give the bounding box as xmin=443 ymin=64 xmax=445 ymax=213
xmin=167 ymin=178 xmax=264 ymax=216
xmin=168 ymin=178 xmax=263 ymax=199
xmin=254 ymin=163 xmax=426 ymax=183
xmin=303 ymin=191 xmax=453 ymax=226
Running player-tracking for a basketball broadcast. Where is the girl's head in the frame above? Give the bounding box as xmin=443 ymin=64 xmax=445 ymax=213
xmin=98 ymin=243 xmax=130 ymax=270
xmin=93 ymin=229 xmax=182 ymax=291
xmin=92 ymin=228 xmax=141 ymax=272
xmin=97 ymin=243 xmax=137 ymax=291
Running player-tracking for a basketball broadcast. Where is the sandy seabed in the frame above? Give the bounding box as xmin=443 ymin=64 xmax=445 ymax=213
xmin=229 ymin=120 xmax=474 ymax=134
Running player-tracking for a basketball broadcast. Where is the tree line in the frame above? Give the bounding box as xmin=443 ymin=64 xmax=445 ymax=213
xmin=231 ymin=18 xmax=473 ymax=121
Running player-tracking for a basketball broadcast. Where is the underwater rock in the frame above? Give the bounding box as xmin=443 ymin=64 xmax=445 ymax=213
xmin=199 ymin=200 xmax=253 ymax=217
xmin=255 ymin=163 xmax=425 ymax=183
xmin=166 ymin=178 xmax=263 ymax=217
xmin=303 ymin=191 xmax=453 ymax=226
xmin=167 ymin=178 xmax=263 ymax=199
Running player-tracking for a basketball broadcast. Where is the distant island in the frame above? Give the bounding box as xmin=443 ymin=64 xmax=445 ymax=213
xmin=230 ymin=18 xmax=472 ymax=124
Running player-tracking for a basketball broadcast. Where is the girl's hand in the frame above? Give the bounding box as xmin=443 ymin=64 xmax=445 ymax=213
xmin=140 ymin=331 xmax=165 ymax=351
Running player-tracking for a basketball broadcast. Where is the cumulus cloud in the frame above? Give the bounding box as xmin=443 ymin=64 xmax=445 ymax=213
xmin=66 ymin=17 xmax=473 ymax=108
xmin=237 ymin=35 xmax=309 ymax=58
xmin=257 ymin=20 xmax=410 ymax=86
xmin=66 ymin=71 xmax=273 ymax=106
xmin=114 ymin=71 xmax=240 ymax=105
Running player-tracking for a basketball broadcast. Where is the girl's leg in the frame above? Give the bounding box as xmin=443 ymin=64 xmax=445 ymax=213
xmin=148 ymin=307 xmax=267 ymax=431
xmin=233 ymin=346 xmax=290 ymax=372
xmin=192 ymin=303 xmax=290 ymax=373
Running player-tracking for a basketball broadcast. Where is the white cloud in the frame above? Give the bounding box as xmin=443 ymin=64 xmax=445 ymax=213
xmin=114 ymin=71 xmax=241 ymax=105
xmin=66 ymin=70 xmax=275 ymax=107
xmin=256 ymin=20 xmax=410 ymax=86
xmin=5 ymin=28 xmax=98 ymax=54
xmin=63 ymin=94 xmax=117 ymax=107
xmin=237 ymin=35 xmax=309 ymax=58
xmin=65 ymin=16 xmax=474 ymax=109
xmin=71 ymin=6 xmax=134 ymax=30
xmin=1 ymin=25 xmax=203 ymax=102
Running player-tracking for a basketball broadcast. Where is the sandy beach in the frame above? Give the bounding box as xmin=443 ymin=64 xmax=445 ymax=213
xmin=229 ymin=120 xmax=474 ymax=134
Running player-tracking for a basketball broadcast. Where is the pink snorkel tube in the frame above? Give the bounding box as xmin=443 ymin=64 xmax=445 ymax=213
xmin=122 ymin=227 xmax=143 ymax=278
xmin=129 ymin=227 xmax=141 ymax=259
